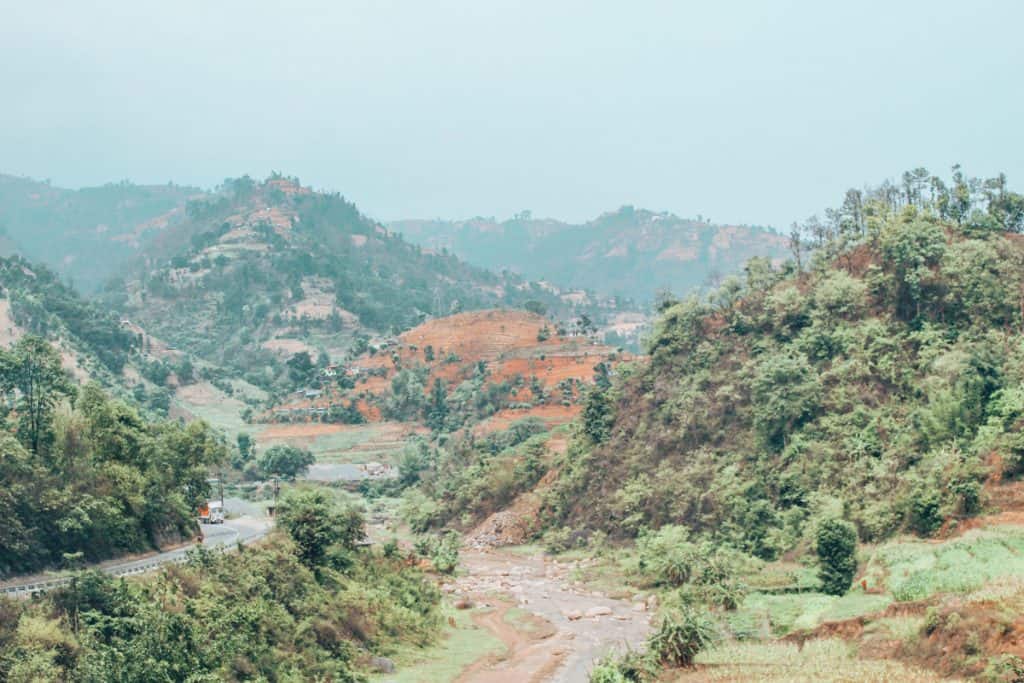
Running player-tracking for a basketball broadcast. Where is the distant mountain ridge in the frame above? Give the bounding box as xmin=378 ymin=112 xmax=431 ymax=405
xmin=391 ymin=207 xmax=790 ymax=302
xmin=0 ymin=174 xmax=200 ymax=291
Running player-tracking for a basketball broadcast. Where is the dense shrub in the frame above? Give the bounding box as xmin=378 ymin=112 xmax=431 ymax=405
xmin=0 ymin=534 xmax=441 ymax=681
xmin=258 ymin=444 xmax=316 ymax=480
xmin=816 ymin=518 xmax=858 ymax=596
xmin=0 ymin=343 xmax=227 ymax=577
xmin=648 ymin=607 xmax=717 ymax=668
xmin=414 ymin=530 xmax=460 ymax=574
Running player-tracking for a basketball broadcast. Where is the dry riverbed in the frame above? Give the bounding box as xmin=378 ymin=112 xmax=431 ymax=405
xmin=442 ymin=548 xmax=652 ymax=682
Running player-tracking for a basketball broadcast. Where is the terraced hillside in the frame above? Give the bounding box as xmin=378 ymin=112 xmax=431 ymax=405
xmin=106 ymin=176 xmax=600 ymax=394
xmin=264 ymin=309 xmax=629 ymax=434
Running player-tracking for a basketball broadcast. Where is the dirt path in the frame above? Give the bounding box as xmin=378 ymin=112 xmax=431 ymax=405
xmin=450 ymin=549 xmax=651 ymax=682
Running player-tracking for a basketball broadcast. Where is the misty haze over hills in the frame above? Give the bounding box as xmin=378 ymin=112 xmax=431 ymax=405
xmin=3 ymin=1 xmax=1024 ymax=679
xmin=392 ymin=209 xmax=789 ymax=302
xmin=0 ymin=172 xmax=789 ymax=304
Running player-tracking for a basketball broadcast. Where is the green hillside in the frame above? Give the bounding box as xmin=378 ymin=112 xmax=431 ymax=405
xmin=106 ymin=175 xmax=607 ymax=391
xmin=391 ymin=169 xmax=1024 ymax=679
xmin=546 ymin=169 xmax=1024 ymax=553
xmin=0 ymin=254 xmax=137 ymax=378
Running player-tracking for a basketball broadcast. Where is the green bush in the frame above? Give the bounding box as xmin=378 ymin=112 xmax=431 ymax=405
xmin=419 ymin=532 xmax=460 ymax=573
xmin=542 ymin=526 xmax=581 ymax=554
xmin=589 ymin=651 xmax=654 ymax=682
xmin=277 ymin=488 xmax=365 ymax=568
xmin=908 ymin=488 xmax=944 ymax=537
xmin=648 ymin=606 xmax=717 ymax=668
xmin=816 ymin=518 xmax=858 ymax=596
xmin=636 ymin=525 xmax=697 ymax=586
xmin=258 ymin=444 xmax=316 ymax=480
xmin=400 ymin=489 xmax=441 ymax=533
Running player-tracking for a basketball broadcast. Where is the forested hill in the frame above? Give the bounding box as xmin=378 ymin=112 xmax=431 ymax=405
xmin=0 ymin=255 xmax=137 ymax=380
xmin=544 ymin=168 xmax=1024 ymax=557
xmin=0 ymin=174 xmax=198 ymax=291
xmin=391 ymin=208 xmax=790 ymax=303
xmin=103 ymin=175 xmax=592 ymax=384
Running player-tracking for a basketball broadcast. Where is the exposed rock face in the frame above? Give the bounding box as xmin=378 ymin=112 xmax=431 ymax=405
xmin=370 ymin=656 xmax=395 ymax=673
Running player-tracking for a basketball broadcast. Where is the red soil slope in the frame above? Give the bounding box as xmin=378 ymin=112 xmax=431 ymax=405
xmin=269 ymin=309 xmax=631 ymax=431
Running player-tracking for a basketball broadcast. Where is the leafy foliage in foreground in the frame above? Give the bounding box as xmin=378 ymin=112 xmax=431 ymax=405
xmin=0 ymin=337 xmax=227 ymax=577
xmin=0 ymin=531 xmax=441 ymax=682
xmin=545 ymin=168 xmax=1024 ymax=564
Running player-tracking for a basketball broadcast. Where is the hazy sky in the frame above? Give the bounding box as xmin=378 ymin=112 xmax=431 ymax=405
xmin=2 ymin=0 xmax=1022 ymax=230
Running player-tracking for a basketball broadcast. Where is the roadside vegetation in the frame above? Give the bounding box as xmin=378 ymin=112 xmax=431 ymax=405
xmin=0 ymin=488 xmax=442 ymax=682
xmin=0 ymin=335 xmax=227 ymax=577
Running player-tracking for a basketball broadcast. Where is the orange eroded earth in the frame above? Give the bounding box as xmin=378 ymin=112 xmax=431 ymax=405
xmin=474 ymin=404 xmax=581 ymax=435
xmin=264 ymin=309 xmax=630 ymax=426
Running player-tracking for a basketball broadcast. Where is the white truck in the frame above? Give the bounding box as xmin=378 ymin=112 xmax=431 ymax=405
xmin=198 ymin=500 xmax=225 ymax=524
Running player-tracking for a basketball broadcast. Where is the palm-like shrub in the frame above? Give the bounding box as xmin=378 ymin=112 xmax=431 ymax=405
xmin=649 ymin=607 xmax=717 ymax=668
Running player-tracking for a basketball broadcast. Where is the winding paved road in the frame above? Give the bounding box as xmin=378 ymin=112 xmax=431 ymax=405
xmin=1 ymin=504 xmax=272 ymax=599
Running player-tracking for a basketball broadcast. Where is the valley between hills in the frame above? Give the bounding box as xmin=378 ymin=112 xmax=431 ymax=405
xmin=3 ymin=167 xmax=1024 ymax=682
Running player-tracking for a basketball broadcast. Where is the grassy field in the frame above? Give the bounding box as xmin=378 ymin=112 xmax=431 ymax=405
xmin=716 ymin=524 xmax=1024 ymax=641
xmin=727 ymin=592 xmax=892 ymax=639
xmin=369 ymin=603 xmax=505 ymax=683
xmin=676 ymin=640 xmax=962 ymax=682
xmin=869 ymin=524 xmax=1024 ymax=602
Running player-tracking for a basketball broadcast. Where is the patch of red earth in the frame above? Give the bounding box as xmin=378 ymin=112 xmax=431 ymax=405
xmin=902 ymin=600 xmax=1024 ymax=679
xmin=474 ymin=404 xmax=581 ymax=436
xmin=258 ymin=423 xmax=361 ymax=439
xmin=266 ymin=309 xmax=632 ymax=425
